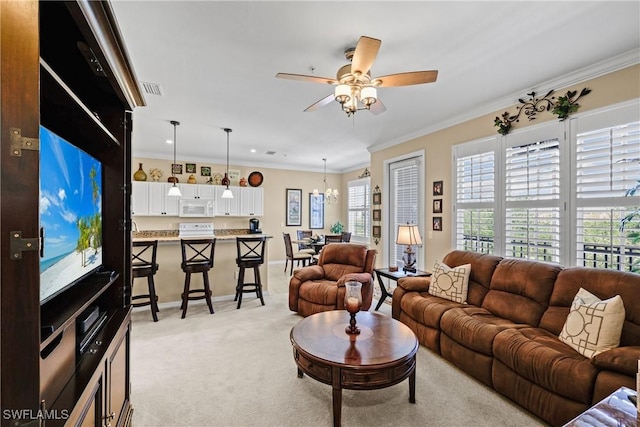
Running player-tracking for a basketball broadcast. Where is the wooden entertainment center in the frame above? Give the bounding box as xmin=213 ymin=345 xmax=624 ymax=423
xmin=1 ymin=1 xmax=144 ymax=426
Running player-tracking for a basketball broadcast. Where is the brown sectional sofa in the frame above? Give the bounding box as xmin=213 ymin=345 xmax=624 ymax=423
xmin=392 ymin=250 xmax=640 ymax=426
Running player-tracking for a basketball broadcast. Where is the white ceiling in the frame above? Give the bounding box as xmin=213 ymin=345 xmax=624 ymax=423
xmin=110 ymin=1 xmax=640 ymax=173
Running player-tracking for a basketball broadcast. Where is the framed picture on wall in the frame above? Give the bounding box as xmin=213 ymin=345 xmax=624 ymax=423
xmin=433 ymin=216 xmax=443 ymax=231
xmin=186 ymin=163 xmax=196 ymax=173
xmin=200 ymin=166 xmax=211 ymax=176
xmin=433 ymin=199 xmax=442 ymax=214
xmin=372 ymin=209 xmax=381 ymax=221
xmin=172 ymin=163 xmax=182 ymax=175
xmin=309 ymin=193 xmax=324 ymax=229
xmin=433 ymin=180 xmax=443 ymax=196
xmin=286 ymin=188 xmax=302 ymax=226
xmin=373 ymin=191 xmax=382 ymax=205
xmin=372 ymin=225 xmax=381 ymax=238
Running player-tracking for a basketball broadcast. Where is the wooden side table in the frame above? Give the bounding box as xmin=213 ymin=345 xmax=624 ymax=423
xmin=373 ymin=268 xmax=431 ymax=311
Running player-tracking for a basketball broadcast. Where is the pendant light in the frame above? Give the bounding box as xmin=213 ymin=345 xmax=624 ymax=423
xmin=167 ymin=120 xmax=182 ymax=197
xmin=221 ymin=128 xmax=233 ymax=199
xmin=312 ymin=158 xmax=339 ymax=204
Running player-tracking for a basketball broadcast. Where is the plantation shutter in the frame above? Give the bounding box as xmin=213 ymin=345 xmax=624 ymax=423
xmin=504 ymin=124 xmax=563 ymax=263
xmin=389 ymin=157 xmax=420 ymax=267
xmin=574 ymin=108 xmax=640 ymax=271
xmin=454 ymin=138 xmax=497 ymax=253
xmin=347 ymin=178 xmax=370 ymax=241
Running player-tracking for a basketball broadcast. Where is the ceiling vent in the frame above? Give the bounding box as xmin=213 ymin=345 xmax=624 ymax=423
xmin=265 ymin=151 xmax=276 ymax=155
xmin=141 ymin=82 xmax=163 ymax=96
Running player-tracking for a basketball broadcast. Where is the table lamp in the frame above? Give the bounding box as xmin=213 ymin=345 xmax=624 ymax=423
xmin=396 ymin=224 xmax=422 ymax=273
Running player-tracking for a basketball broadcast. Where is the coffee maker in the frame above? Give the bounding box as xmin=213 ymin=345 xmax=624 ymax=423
xmin=249 ymin=218 xmax=261 ymax=234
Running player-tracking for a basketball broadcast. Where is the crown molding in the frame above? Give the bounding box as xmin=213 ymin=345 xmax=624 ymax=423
xmin=369 ymin=48 xmax=640 ymax=153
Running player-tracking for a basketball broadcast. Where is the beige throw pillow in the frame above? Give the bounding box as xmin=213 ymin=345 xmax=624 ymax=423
xmin=427 ymin=261 xmax=471 ymax=304
xmin=559 ymin=287 xmax=625 ymax=359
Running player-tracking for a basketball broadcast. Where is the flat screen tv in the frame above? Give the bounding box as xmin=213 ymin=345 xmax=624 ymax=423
xmin=39 ymin=125 xmax=103 ymax=304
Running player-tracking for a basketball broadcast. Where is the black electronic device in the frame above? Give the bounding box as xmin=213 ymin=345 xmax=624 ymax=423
xmin=78 ymin=311 xmax=108 ymax=356
xmin=249 ymin=218 xmax=261 ymax=234
xmin=77 ymin=305 xmax=100 ymax=335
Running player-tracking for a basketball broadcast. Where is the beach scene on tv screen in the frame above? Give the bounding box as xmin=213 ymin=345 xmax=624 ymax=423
xmin=39 ymin=127 xmax=103 ymax=302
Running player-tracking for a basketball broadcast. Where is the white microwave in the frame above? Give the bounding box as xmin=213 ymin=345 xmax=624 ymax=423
xmin=179 ymin=199 xmax=215 ymax=217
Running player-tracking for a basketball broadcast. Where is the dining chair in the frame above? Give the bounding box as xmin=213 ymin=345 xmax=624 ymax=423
xmin=296 ymin=230 xmax=316 ymax=256
xmin=341 ymin=231 xmax=352 ymax=242
xmin=283 ymin=233 xmax=313 ymax=276
xmin=324 ymin=234 xmax=343 ymax=244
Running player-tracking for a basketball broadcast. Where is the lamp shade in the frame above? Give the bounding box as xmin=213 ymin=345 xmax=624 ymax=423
xmin=334 ymin=84 xmax=351 ymax=103
xmin=221 ymin=188 xmax=233 ymax=199
xmin=396 ymin=224 xmax=422 ymax=246
xmin=360 ymin=86 xmax=377 ymax=106
xmin=167 ymin=184 xmax=182 ymax=197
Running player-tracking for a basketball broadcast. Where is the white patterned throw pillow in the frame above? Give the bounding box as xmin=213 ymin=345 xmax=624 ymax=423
xmin=427 ymin=261 xmax=471 ymax=303
xmin=559 ymin=287 xmax=625 ymax=359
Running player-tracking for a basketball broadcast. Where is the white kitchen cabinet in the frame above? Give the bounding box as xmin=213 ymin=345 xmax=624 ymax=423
xmin=149 ymin=182 xmax=180 ymax=216
xmin=179 ymin=183 xmax=216 ymax=199
xmin=214 ymin=185 xmax=239 ymax=216
xmin=240 ymin=187 xmax=264 ymax=216
xmin=131 ymin=181 xmax=149 ymax=215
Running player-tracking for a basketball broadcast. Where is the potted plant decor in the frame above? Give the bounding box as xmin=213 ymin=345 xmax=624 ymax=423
xmin=330 ymin=221 xmax=344 ymax=234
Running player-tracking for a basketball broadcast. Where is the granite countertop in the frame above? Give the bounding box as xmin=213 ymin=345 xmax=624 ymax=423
xmin=132 ymin=229 xmax=271 ymax=242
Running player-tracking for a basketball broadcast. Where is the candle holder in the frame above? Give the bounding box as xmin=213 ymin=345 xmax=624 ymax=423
xmin=344 ymin=281 xmax=362 ymax=335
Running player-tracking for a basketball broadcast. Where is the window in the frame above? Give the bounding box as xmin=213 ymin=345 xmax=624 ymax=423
xmin=453 ymin=101 xmax=640 ymax=271
xmin=574 ymin=116 xmax=640 ymax=271
xmin=455 ymin=139 xmax=496 ymax=254
xmin=389 ymin=157 xmax=421 ymax=267
xmin=347 ymin=178 xmax=370 ymax=241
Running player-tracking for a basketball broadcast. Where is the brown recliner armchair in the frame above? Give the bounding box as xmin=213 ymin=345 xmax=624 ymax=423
xmin=288 ymin=243 xmax=377 ymax=317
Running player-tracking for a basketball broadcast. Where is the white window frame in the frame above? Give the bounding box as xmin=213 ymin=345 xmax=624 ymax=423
xmin=452 ymin=100 xmax=639 ymax=270
xmin=346 ymin=177 xmax=371 ymax=243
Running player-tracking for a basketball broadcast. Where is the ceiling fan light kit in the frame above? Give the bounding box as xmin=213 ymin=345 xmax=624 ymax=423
xmin=276 ymin=35 xmax=438 ymax=117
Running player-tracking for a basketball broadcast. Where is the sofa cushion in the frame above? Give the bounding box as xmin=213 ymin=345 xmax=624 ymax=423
xmin=400 ymin=291 xmax=461 ymax=330
xmin=442 ymin=250 xmax=502 ymax=307
xmin=592 ymin=346 xmax=640 ymax=376
xmin=559 ymin=288 xmax=625 ymax=358
xmin=539 ymin=266 xmax=640 ymax=347
xmin=482 ymin=257 xmax=561 ymax=326
xmin=428 ymin=261 xmax=471 ymax=303
xmin=493 ymin=327 xmax=598 ymax=404
xmin=440 ymin=306 xmax=526 ymax=356
xmin=297 ymin=279 xmax=339 ymax=305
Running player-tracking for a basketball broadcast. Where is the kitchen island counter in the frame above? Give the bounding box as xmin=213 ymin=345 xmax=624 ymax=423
xmin=131 ymin=229 xmax=272 ymax=307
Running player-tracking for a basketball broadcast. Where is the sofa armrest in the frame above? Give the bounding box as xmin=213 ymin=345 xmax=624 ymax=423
xmin=592 ymin=346 xmax=640 ymax=376
xmin=397 ymin=276 xmax=431 ymax=292
xmin=337 ymin=273 xmax=373 ymax=287
xmin=292 ymin=265 xmax=325 ymax=282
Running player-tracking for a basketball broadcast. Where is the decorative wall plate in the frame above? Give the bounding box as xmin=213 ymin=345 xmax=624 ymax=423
xmin=248 ymin=171 xmax=263 ymax=187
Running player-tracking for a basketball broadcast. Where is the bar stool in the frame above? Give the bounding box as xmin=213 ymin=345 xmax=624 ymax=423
xmin=180 ymin=238 xmax=216 ymax=319
xmin=235 ymin=236 xmax=267 ymax=309
xmin=132 ymin=240 xmax=160 ymax=322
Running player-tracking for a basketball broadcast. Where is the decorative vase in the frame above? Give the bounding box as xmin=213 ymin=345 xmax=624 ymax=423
xmin=187 ymin=174 xmax=196 ymax=184
xmin=133 ymin=163 xmax=147 ymax=181
xmin=344 ymin=281 xmax=362 ymax=335
xmin=239 ymin=177 xmax=247 ymax=187
xmin=221 ymin=172 xmax=230 ymax=186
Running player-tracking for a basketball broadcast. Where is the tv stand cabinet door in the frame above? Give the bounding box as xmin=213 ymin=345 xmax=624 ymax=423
xmin=106 ymin=322 xmax=132 ymax=427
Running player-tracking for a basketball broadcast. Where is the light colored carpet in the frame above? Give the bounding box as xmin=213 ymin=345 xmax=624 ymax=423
xmin=130 ymin=265 xmax=547 ymax=427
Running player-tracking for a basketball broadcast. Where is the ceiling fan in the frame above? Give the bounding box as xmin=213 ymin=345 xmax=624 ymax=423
xmin=276 ymin=35 xmax=438 ymax=117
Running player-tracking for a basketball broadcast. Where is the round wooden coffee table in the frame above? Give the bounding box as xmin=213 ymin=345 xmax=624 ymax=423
xmin=290 ymin=310 xmax=418 ymax=427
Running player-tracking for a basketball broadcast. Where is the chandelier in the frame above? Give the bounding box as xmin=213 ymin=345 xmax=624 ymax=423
xmin=333 ymin=65 xmax=377 ymax=117
xmin=313 ymin=158 xmax=339 ymax=204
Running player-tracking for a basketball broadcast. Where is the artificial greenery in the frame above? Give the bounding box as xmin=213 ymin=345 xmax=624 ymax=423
xmin=330 ymin=221 xmax=344 ymax=234
xmin=551 ymin=88 xmax=591 ymax=121
xmin=494 ymin=87 xmax=591 ymax=135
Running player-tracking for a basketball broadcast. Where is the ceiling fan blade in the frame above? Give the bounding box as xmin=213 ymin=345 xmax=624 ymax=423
xmin=275 ymin=73 xmax=336 ymax=85
xmin=375 ymin=70 xmax=438 ymax=87
xmin=350 ymin=36 xmax=381 ymax=75
xmin=369 ymin=98 xmax=386 ymax=115
xmin=304 ymin=94 xmax=335 ymax=112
